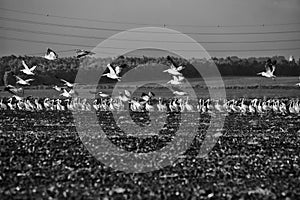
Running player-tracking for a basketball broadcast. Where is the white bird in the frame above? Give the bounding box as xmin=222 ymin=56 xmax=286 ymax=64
xmin=98 ymin=91 xmax=109 ymax=98
xmin=76 ymin=49 xmax=95 ymax=58
xmin=102 ymin=64 xmax=121 ymax=81
xmin=60 ymin=89 xmax=72 ymax=98
xmin=173 ymin=91 xmax=187 ymax=96
xmin=15 ymin=76 xmax=34 ymax=85
xmin=4 ymin=85 xmax=24 ymax=96
xmin=60 ymin=79 xmax=75 ymax=88
xmin=167 ymin=76 xmax=184 ymax=85
xmin=289 ymin=55 xmax=295 ymax=62
xmin=257 ymin=59 xmax=276 ymax=79
xmin=53 ymin=85 xmax=63 ymax=92
xmin=141 ymin=92 xmax=155 ymax=102
xmin=44 ymin=48 xmax=58 ymax=60
xmin=21 ymin=60 xmax=36 ymax=75
xmin=164 ymin=56 xmax=185 ymax=76
xmin=163 ymin=68 xmax=182 ymax=76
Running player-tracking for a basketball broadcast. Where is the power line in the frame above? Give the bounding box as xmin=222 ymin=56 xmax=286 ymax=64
xmin=1 ymin=6 xmax=300 ymax=28
xmin=1 ymin=26 xmax=300 ymax=44
xmin=1 ymin=16 xmax=300 ymax=35
xmin=1 ymin=35 xmax=300 ymax=53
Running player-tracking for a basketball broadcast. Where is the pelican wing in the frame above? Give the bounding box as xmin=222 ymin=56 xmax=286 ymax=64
xmin=107 ymin=64 xmax=116 ymax=75
xmin=271 ymin=65 xmax=276 ymax=73
xmin=30 ymin=65 xmax=37 ymax=71
xmin=25 ymin=79 xmax=35 ymax=82
xmin=115 ymin=66 xmax=121 ymax=75
xmin=60 ymin=79 xmax=70 ymax=84
xmin=124 ymin=90 xmax=131 ymax=97
xmin=15 ymin=76 xmax=23 ymax=81
xmin=22 ymin=60 xmax=30 ymax=70
xmin=173 ymin=76 xmax=179 ymax=81
xmin=177 ymin=65 xmax=185 ymax=71
xmin=265 ymin=63 xmax=271 ymax=73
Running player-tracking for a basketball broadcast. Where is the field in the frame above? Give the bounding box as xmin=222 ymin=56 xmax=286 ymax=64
xmin=1 ymin=76 xmax=300 ymax=199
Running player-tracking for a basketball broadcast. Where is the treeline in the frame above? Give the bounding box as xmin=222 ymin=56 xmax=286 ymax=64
xmin=0 ymin=55 xmax=299 ymax=86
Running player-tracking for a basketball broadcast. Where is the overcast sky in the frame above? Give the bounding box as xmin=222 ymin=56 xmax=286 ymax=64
xmin=0 ymin=0 xmax=299 ymax=59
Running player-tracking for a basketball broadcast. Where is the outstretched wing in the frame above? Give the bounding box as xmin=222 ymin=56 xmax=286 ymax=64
xmin=177 ymin=65 xmax=185 ymax=71
xmin=115 ymin=66 xmax=121 ymax=75
xmin=26 ymin=79 xmax=35 ymax=82
xmin=271 ymin=65 xmax=276 ymax=73
xmin=22 ymin=60 xmax=30 ymax=70
xmin=265 ymin=63 xmax=271 ymax=73
xmin=60 ymin=79 xmax=69 ymax=84
xmin=107 ymin=64 xmax=116 ymax=74
xmin=167 ymin=55 xmax=179 ymax=69
xmin=30 ymin=65 xmax=37 ymax=71
xmin=15 ymin=75 xmax=23 ymax=81
xmin=173 ymin=76 xmax=179 ymax=81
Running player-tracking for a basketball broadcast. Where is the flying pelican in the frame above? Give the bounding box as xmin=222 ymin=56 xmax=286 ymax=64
xmin=76 ymin=49 xmax=95 ymax=58
xmin=44 ymin=48 xmax=58 ymax=60
xmin=173 ymin=90 xmax=187 ymax=96
xmin=98 ymin=91 xmax=110 ymax=98
xmin=60 ymin=89 xmax=72 ymax=98
xmin=141 ymin=92 xmax=155 ymax=102
xmin=21 ymin=60 xmax=36 ymax=75
xmin=60 ymin=79 xmax=75 ymax=88
xmin=4 ymin=85 xmax=24 ymax=96
xmin=257 ymin=59 xmax=276 ymax=79
xmin=167 ymin=76 xmax=184 ymax=85
xmin=15 ymin=76 xmax=34 ymax=85
xmin=102 ymin=63 xmax=121 ymax=81
xmin=166 ymin=55 xmax=185 ymax=72
xmin=53 ymin=85 xmax=63 ymax=92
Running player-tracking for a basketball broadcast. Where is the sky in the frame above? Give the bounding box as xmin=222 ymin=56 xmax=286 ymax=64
xmin=0 ymin=0 xmax=299 ymax=59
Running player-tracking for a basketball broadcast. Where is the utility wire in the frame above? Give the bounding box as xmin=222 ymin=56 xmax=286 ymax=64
xmin=1 ymin=26 xmax=300 ymax=43
xmin=1 ymin=16 xmax=300 ymax=35
xmin=1 ymin=7 xmax=300 ymax=28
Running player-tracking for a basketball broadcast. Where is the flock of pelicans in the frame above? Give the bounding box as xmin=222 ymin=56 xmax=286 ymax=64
xmin=0 ymin=95 xmax=300 ymax=115
xmin=1 ymin=48 xmax=300 ymax=116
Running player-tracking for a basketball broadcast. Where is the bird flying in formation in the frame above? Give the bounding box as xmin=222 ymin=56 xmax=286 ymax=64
xmin=44 ymin=48 xmax=58 ymax=60
xmin=15 ymin=75 xmax=34 ymax=85
xmin=60 ymin=79 xmax=76 ymax=88
xmin=76 ymin=49 xmax=95 ymax=58
xmin=21 ymin=60 xmax=36 ymax=75
xmin=257 ymin=59 xmax=276 ymax=79
xmin=102 ymin=63 xmax=122 ymax=81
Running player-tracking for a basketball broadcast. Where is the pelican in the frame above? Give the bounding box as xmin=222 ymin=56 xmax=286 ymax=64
xmin=164 ymin=55 xmax=185 ymax=76
xmin=173 ymin=90 xmax=187 ymax=96
xmin=167 ymin=76 xmax=184 ymax=85
xmin=21 ymin=60 xmax=36 ymax=75
xmin=44 ymin=48 xmax=58 ymax=60
xmin=76 ymin=49 xmax=95 ymax=58
xmin=4 ymin=85 xmax=24 ymax=96
xmin=53 ymin=85 xmax=63 ymax=92
xmin=15 ymin=76 xmax=34 ymax=85
xmin=141 ymin=92 xmax=155 ymax=102
xmin=60 ymin=89 xmax=72 ymax=98
xmin=98 ymin=92 xmax=109 ymax=98
xmin=257 ymin=59 xmax=276 ymax=79
xmin=60 ymin=79 xmax=75 ymax=88
xmin=102 ymin=64 xmax=121 ymax=81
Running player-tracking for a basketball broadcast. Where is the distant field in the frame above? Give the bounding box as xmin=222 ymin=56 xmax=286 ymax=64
xmin=1 ymin=76 xmax=299 ymax=98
